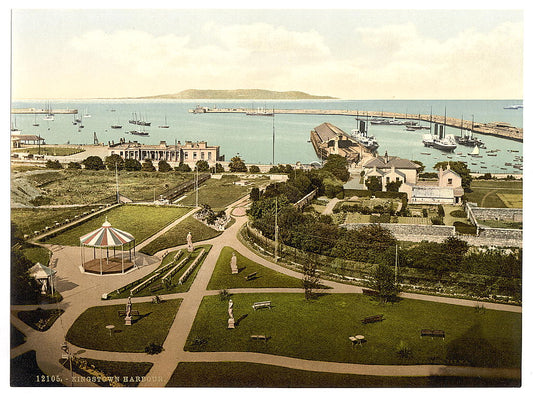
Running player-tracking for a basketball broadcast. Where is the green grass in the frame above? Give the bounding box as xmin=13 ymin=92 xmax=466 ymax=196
xmin=140 ymin=216 xmax=221 ymax=255
xmin=107 ymin=246 xmax=211 ymax=299
xmin=179 ymin=175 xmax=267 ymax=210
xmin=167 ymin=361 xmax=519 ymax=387
xmin=185 ymin=293 xmax=521 ymax=368
xmin=62 ymin=358 xmax=152 ymax=387
xmin=17 ymin=308 xmax=64 ymax=331
xmin=13 ymin=146 xmax=85 ymax=156
xmin=478 ymin=220 xmax=522 ymax=229
xmin=43 ymin=204 xmax=190 ymax=246
xmin=20 ymin=244 xmax=51 ymax=266
xmin=11 ymin=351 xmax=64 ymax=387
xmin=207 ymin=246 xmax=303 ymax=290
xmin=465 ymin=180 xmax=522 ymax=208
xmin=12 ymin=206 xmax=99 ymax=237
xmin=66 ymin=299 xmax=181 ymax=352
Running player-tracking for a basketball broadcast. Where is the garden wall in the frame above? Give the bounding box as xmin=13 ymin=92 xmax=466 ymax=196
xmin=341 ymin=223 xmax=455 ymax=243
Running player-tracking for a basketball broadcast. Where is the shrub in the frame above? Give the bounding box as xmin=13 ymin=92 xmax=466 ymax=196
xmin=431 ymin=216 xmax=444 ymax=225
xmin=158 ymin=160 xmax=172 ymax=172
xmin=450 ymin=209 xmax=467 ymax=218
xmin=144 ymin=342 xmax=163 ymax=355
xmin=218 ymin=289 xmax=231 ymax=301
xmin=67 ymin=162 xmax=81 ymax=169
xmin=46 ymin=160 xmax=63 ymax=169
xmin=396 ymin=341 xmax=412 ymax=359
xmin=454 ymin=221 xmax=477 ymax=235
xmin=248 ymin=165 xmax=260 ymax=173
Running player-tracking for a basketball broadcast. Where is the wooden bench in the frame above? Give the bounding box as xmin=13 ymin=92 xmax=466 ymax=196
xmin=250 ymin=335 xmax=269 ymax=342
xmin=361 ymin=314 xmax=384 ymax=324
xmin=252 ymin=301 xmax=272 ymax=310
xmin=245 ymin=272 xmax=258 ymax=281
xmin=118 ymin=310 xmax=140 ymax=317
xmin=420 ymin=329 xmax=445 ymax=339
xmin=150 ymin=283 xmax=164 ymax=292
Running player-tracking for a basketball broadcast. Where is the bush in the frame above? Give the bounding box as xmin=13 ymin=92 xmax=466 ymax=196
xmin=144 ymin=342 xmax=163 ymax=355
xmin=46 ymin=160 xmax=62 ymax=169
xmin=175 ymin=163 xmax=191 ymax=172
xmin=450 ymin=209 xmax=467 ymax=218
xmin=67 ymin=162 xmax=81 ymax=169
xmin=454 ymin=221 xmax=477 ymax=235
xmin=158 ymin=160 xmax=172 ymax=172
xmin=431 ymin=216 xmax=444 ymax=225
xmin=396 ymin=341 xmax=412 ymax=359
xmin=82 ymin=156 xmax=105 ymax=170
xmin=248 ymin=165 xmax=260 ymax=173
xmin=124 ymin=158 xmax=142 ymax=171
xmin=218 ymin=289 xmax=231 ymax=301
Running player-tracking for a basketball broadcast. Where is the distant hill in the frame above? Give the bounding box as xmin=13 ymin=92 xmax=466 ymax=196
xmin=137 ymin=89 xmax=336 ymax=100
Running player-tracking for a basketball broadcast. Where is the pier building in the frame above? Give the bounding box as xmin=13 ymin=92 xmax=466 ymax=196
xmin=108 ymin=140 xmax=224 ymax=166
xmin=310 ymin=122 xmax=373 ymax=164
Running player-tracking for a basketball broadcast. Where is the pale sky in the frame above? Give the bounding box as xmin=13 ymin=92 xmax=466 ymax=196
xmin=11 ymin=7 xmax=524 ymax=100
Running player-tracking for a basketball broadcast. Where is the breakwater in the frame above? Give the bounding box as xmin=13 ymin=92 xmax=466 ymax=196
xmin=199 ymin=108 xmax=523 ymax=142
xmin=12 ymin=108 xmax=78 ymax=114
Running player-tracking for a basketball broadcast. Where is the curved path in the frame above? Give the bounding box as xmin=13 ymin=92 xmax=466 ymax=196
xmin=11 ymin=195 xmax=521 ymax=387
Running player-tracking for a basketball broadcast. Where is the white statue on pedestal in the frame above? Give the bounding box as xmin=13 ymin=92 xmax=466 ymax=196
xmin=124 ymin=296 xmax=132 ymax=326
xmin=230 ymin=252 xmax=238 ymax=274
xmin=186 ymin=232 xmax=194 ymax=253
xmin=227 ymin=299 xmax=235 ymax=329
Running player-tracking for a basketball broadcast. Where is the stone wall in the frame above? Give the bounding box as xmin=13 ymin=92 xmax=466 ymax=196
xmin=465 ymin=202 xmax=522 ymax=224
xmin=341 ymin=223 xmax=455 ymax=243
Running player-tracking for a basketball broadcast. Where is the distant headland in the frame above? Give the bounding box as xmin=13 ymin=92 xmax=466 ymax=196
xmin=132 ymin=89 xmax=336 ymax=100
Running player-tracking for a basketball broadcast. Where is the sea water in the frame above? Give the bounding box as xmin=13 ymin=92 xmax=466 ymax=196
xmin=11 ymin=99 xmax=523 ymax=174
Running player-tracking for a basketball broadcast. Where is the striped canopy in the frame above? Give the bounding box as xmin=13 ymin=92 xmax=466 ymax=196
xmin=79 ymin=219 xmax=134 ymax=247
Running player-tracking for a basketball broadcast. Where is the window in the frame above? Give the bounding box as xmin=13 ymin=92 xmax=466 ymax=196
xmin=448 ymin=178 xmax=453 ymax=185
xmin=201 ymin=152 xmax=205 ymax=160
xmin=184 ymin=152 xmax=188 ymax=159
xmin=193 ymin=152 xmax=197 ymax=159
xmin=208 ymin=152 xmax=212 ymax=160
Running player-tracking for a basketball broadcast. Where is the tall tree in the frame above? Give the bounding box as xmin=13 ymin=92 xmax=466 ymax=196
xmin=104 ymin=154 xmax=124 ymax=170
xmin=322 ymin=154 xmax=350 ymax=182
xmin=195 ymin=160 xmax=209 ymax=172
xmin=302 ymin=253 xmax=321 ymax=300
xmin=366 ymin=263 xmax=399 ymax=303
xmin=228 ymin=156 xmax=247 ymax=172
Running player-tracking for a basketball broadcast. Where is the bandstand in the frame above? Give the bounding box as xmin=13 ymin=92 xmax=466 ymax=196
xmin=79 ymin=218 xmax=136 ymax=275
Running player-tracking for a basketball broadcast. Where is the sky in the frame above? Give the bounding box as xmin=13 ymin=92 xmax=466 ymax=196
xmin=10 ymin=6 xmax=524 ymax=100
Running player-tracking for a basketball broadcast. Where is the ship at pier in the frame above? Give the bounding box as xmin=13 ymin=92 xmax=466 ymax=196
xmin=350 ymin=119 xmax=379 ymax=152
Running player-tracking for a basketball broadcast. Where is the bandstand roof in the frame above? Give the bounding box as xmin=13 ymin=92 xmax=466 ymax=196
xmin=79 ymin=219 xmax=135 ymax=247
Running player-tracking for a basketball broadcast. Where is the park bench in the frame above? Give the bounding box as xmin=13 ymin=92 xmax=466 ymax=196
xmin=250 ymin=335 xmax=269 ymax=342
xmin=362 ymin=288 xmax=380 ymax=297
xmin=117 ymin=310 xmax=140 ymax=317
xmin=252 ymin=301 xmax=272 ymax=310
xmin=420 ymin=329 xmax=445 ymax=339
xmin=150 ymin=283 xmax=164 ymax=292
xmin=245 ymin=272 xmax=258 ymax=281
xmin=361 ymin=314 xmax=384 ymax=324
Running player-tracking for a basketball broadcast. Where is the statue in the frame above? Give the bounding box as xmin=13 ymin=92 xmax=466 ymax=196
xmin=186 ymin=232 xmax=194 ymax=253
xmin=227 ymin=299 xmax=235 ymax=329
xmin=124 ymin=296 xmax=132 ymax=326
xmin=230 ymin=252 xmax=238 ymax=274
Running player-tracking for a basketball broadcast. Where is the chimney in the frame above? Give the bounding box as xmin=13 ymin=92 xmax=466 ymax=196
xmin=384 ymin=151 xmax=389 ymax=164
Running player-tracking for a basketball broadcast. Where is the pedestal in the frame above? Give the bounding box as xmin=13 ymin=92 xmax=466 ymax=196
xmin=227 ymin=318 xmax=235 ymax=329
xmin=124 ymin=316 xmax=132 ymax=326
xmin=231 ymin=266 xmax=238 ymax=274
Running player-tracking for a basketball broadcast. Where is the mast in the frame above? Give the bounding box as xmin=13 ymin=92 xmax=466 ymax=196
xmin=272 ymin=109 xmax=275 ymax=165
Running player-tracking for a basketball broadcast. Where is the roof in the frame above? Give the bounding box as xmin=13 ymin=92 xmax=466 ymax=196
xmin=80 ymin=219 xmax=135 ymax=247
xmin=363 ymin=155 xmax=421 ymax=170
xmin=412 ymin=186 xmax=454 ymax=199
xmin=29 ymin=262 xmax=56 ymax=279
xmin=313 ymin=122 xmax=350 ymax=142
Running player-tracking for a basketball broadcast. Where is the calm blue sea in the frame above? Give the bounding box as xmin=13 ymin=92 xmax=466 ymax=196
xmin=11 ymin=99 xmax=523 ymax=174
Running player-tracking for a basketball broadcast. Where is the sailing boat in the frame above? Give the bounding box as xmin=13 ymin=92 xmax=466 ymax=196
xmin=469 ymin=145 xmax=481 ymax=157
xmin=43 ymin=101 xmax=54 ymax=121
xmin=33 ymin=114 xmax=40 ymax=127
xmin=83 ymin=108 xmax=91 ymax=118
xmin=158 ymin=115 xmax=169 ymax=128
xmin=111 ymin=116 xmax=122 ymax=129
xmin=11 ymin=117 xmax=21 ymax=132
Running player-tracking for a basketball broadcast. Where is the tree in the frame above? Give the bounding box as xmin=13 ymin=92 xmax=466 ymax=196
xmin=175 ymin=163 xmax=191 ymax=172
xmin=158 ymin=160 xmax=172 ymax=172
xmin=385 ymin=180 xmax=402 ymax=192
xmin=214 ymin=163 xmax=224 ymax=173
xmin=45 ymin=160 xmax=62 ymax=169
xmin=250 ymin=187 xmax=261 ymax=201
xmin=366 ymin=263 xmax=399 ymax=303
xmin=11 ymin=248 xmax=41 ymax=304
xmin=82 ymin=156 xmax=105 ymax=170
xmin=302 ymin=253 xmax=321 ymax=300
xmin=322 ymin=154 xmax=350 ymax=182
xmin=104 ymin=154 xmax=124 ymax=170
xmin=433 ymin=161 xmax=472 ymax=191
xmin=124 ymin=158 xmax=142 ymax=171
xmin=412 ymin=160 xmax=425 ymax=173
xmin=365 ymin=176 xmax=382 ymax=192
xmin=228 ymin=156 xmax=247 ymax=172
xmin=195 ymin=160 xmax=209 ymax=172
xmin=67 ymin=161 xmax=81 ymax=169
xmin=248 ymin=165 xmax=260 ymax=173
xmin=141 ymin=159 xmax=156 ymax=172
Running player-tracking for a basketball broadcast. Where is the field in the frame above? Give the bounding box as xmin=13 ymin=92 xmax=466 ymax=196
xmin=465 ymin=180 xmax=523 ymax=208
xmin=66 ymin=299 xmax=182 ymax=352
xmin=207 ymin=246 xmax=303 ymax=290
xmin=186 ymin=293 xmax=521 ymax=368
xmin=167 ymin=362 xmax=519 ymax=388
xmin=179 ymin=175 xmax=269 ymax=210
xmin=13 ymin=146 xmax=85 ymax=156
xmin=43 ymin=205 xmax=190 ymax=246
xmin=140 ymin=216 xmax=222 ymax=256
xmin=18 ymin=169 xmax=193 ymax=205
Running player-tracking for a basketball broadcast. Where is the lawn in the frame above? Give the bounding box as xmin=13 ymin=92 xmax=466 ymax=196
xmin=66 ymin=299 xmax=181 ymax=352
xmin=167 ymin=362 xmax=519 ymax=388
xmin=17 ymin=308 xmax=64 ymax=331
xmin=465 ymin=180 xmax=522 ymax=208
xmin=20 ymin=169 xmax=192 ymax=205
xmin=20 ymin=244 xmax=51 ymax=266
xmin=13 ymin=146 xmax=85 ymax=156
xmin=179 ymin=175 xmax=268 ymax=210
xmin=107 ymin=246 xmax=211 ymax=299
xmin=140 ymin=216 xmax=222 ymax=256
xmin=207 ymin=246 xmax=303 ymax=290
xmin=43 ymin=204 xmax=190 ymax=246
xmin=185 ymin=293 xmax=521 ymax=368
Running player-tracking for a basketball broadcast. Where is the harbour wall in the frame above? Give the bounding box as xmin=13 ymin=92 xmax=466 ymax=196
xmin=200 ymin=108 xmax=523 ymax=142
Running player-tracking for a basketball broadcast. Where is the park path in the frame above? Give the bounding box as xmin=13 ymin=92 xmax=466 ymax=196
xmin=322 ymin=197 xmax=340 ymax=215
xmin=11 ymin=194 xmax=521 ymax=387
